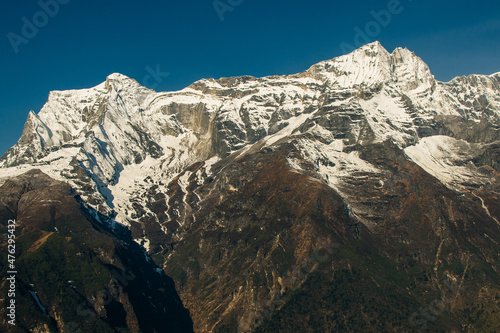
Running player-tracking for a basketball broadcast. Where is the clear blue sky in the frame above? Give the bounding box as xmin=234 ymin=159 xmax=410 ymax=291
xmin=1 ymin=0 xmax=499 ymax=156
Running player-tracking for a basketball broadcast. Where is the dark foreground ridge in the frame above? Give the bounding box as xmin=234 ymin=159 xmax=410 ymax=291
xmin=0 ymin=169 xmax=194 ymax=333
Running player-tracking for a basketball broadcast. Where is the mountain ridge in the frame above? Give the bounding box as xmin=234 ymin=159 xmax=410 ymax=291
xmin=1 ymin=41 xmax=499 ymax=332
xmin=1 ymin=40 xmax=499 ymax=242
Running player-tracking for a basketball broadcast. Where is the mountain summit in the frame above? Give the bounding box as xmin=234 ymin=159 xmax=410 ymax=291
xmin=307 ymin=41 xmax=436 ymax=92
xmin=1 ymin=42 xmax=499 ymax=332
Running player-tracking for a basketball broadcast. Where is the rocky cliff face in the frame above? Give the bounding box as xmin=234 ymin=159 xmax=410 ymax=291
xmin=1 ymin=42 xmax=499 ymax=332
xmin=0 ymin=170 xmax=193 ymax=332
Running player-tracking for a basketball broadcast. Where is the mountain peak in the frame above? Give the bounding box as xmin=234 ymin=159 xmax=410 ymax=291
xmin=358 ymin=40 xmax=390 ymax=54
xmin=104 ymin=72 xmax=144 ymax=93
xmin=106 ymin=72 xmax=131 ymax=81
xmin=307 ymin=41 xmax=434 ymax=90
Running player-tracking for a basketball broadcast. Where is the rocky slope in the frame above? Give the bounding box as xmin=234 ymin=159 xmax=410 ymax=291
xmin=0 ymin=170 xmax=194 ymax=332
xmin=1 ymin=41 xmax=499 ymax=332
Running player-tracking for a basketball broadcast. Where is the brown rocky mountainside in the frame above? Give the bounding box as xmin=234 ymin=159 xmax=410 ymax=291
xmin=0 ymin=169 xmax=193 ymax=333
xmin=157 ymin=139 xmax=500 ymax=332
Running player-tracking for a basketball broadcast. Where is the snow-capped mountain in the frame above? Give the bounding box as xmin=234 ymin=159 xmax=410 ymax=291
xmin=1 ymin=42 xmax=498 ymax=227
xmin=1 ymin=41 xmax=499 ymax=332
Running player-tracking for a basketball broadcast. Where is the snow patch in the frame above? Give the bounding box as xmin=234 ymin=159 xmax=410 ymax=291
xmin=404 ymin=136 xmax=491 ymax=190
xmin=288 ymin=138 xmax=380 ymax=193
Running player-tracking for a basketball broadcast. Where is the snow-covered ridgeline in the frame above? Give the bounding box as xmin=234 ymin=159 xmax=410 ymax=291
xmin=0 ymin=41 xmax=498 ymax=227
